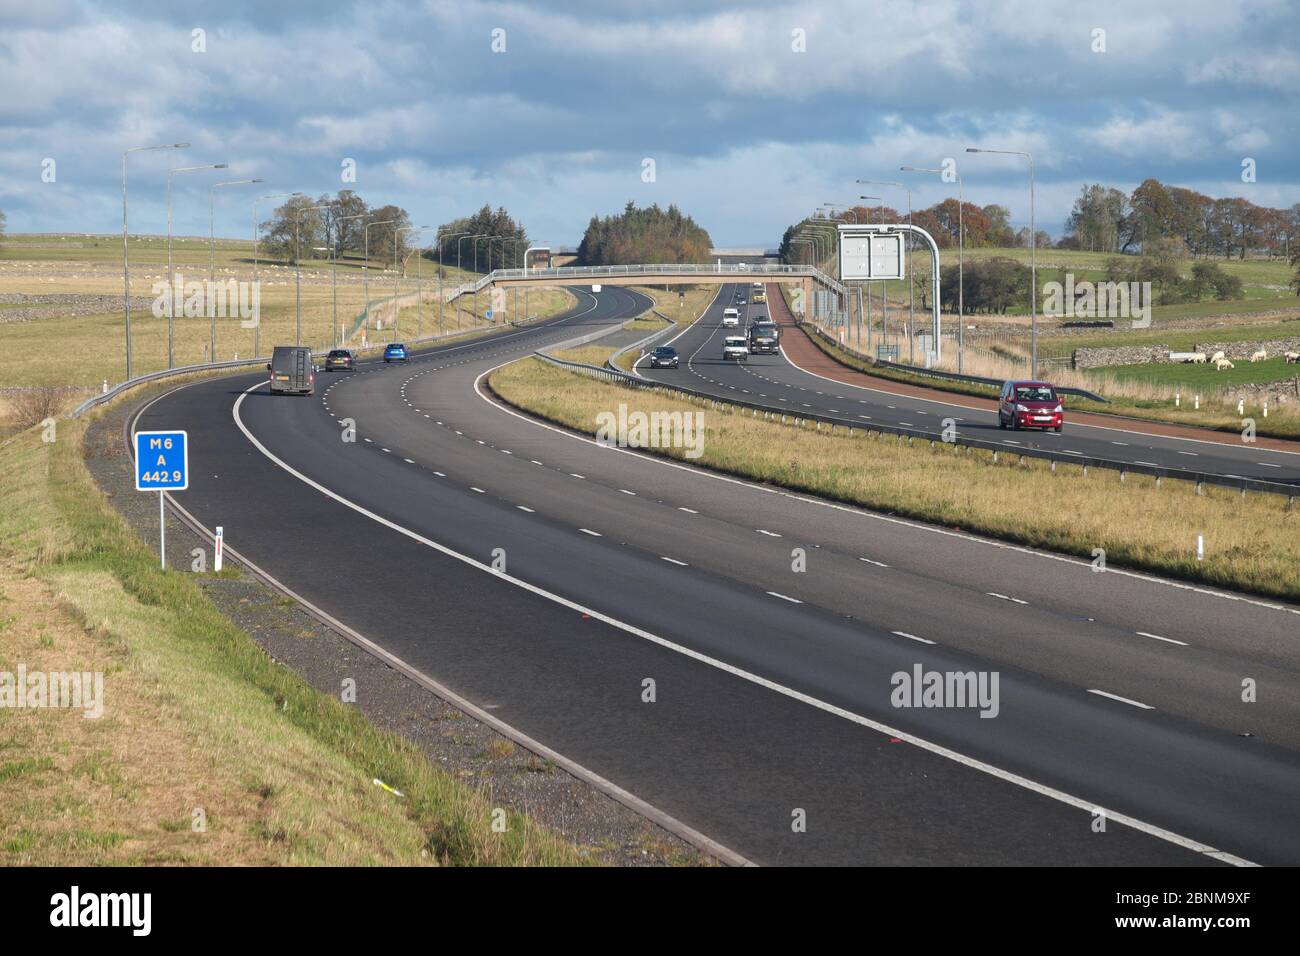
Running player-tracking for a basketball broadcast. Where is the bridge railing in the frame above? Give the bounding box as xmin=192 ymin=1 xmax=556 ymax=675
xmin=456 ymin=262 xmax=846 ymax=296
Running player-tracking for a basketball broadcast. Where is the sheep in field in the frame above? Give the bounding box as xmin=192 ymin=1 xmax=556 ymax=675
xmin=1214 ymin=358 xmax=1235 ymax=371
xmin=1285 ymin=351 xmax=1300 ymax=364
xmin=1187 ymin=352 xmax=1208 ymax=364
xmin=1210 ymin=350 xmax=1226 ymax=364
xmin=1250 ymin=349 xmax=1268 ymax=363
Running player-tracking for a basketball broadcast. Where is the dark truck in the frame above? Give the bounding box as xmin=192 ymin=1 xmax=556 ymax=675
xmin=268 ymin=345 xmax=314 ymax=395
xmin=748 ymin=321 xmax=780 ymax=354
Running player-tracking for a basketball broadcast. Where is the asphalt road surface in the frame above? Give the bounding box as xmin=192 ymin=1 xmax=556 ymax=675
xmin=639 ymin=283 xmax=1300 ymax=486
xmin=134 ymin=284 xmax=1300 ymax=865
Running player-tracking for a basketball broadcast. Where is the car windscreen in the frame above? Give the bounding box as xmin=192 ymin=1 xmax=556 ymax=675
xmin=1014 ymin=386 xmax=1056 ymax=402
xmin=654 ymin=348 xmax=676 ymax=356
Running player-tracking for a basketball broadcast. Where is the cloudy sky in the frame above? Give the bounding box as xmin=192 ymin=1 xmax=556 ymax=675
xmin=1 ymin=0 xmax=1297 ymax=247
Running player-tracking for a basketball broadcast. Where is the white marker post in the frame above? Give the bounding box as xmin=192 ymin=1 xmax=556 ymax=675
xmin=159 ymin=492 xmax=166 ymax=570
xmin=214 ymin=526 xmax=224 ymax=573
xmin=1197 ymin=535 xmax=1204 ymax=562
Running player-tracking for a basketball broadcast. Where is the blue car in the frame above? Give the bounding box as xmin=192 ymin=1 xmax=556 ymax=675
xmin=384 ymin=343 xmax=408 ymax=363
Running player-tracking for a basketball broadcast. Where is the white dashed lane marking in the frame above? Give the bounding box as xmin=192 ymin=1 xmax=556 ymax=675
xmin=1087 ymin=689 xmax=1155 ymax=710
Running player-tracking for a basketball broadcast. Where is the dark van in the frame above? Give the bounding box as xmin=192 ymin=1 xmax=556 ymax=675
xmin=268 ymin=345 xmax=314 ymax=395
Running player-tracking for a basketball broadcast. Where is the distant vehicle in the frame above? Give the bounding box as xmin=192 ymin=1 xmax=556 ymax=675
xmin=723 ymin=336 xmax=749 ymax=361
xmin=384 ymin=343 xmax=409 ymax=363
xmin=748 ymin=325 xmax=779 ymax=354
xmin=752 ymin=281 xmax=763 ymax=290
xmin=722 ymin=308 xmax=740 ymax=327
xmin=998 ymin=381 xmax=1063 ymax=432
xmin=267 ymin=345 xmax=314 ymax=395
xmin=736 ymin=262 xmax=750 ymax=271
xmin=324 ymin=349 xmax=354 ymax=371
xmin=751 ymin=318 xmax=778 ymax=339
xmin=753 ymin=289 xmax=767 ymax=303
xmin=648 ymin=345 xmax=679 ymax=369
xmin=734 ymin=294 xmax=746 ymax=305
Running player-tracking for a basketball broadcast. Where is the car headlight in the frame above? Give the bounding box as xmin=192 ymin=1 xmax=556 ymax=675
xmin=1054 ymin=405 xmax=1063 ymax=413
xmin=1015 ymin=404 xmax=1029 ymax=412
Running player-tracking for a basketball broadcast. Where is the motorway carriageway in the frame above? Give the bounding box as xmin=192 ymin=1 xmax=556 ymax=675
xmin=135 ymin=284 xmax=1300 ymax=865
xmin=638 ymin=284 xmax=1300 ymax=486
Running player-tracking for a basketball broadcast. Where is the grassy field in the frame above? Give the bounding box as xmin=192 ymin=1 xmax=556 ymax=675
xmin=0 ymin=233 xmax=506 ymax=388
xmin=1101 ymin=356 xmax=1300 ymax=389
xmin=0 ymin=398 xmax=587 ymax=865
xmin=489 ymin=358 xmax=1300 ymax=602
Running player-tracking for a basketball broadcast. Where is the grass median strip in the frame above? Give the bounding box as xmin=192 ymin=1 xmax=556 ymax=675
xmin=489 ymin=357 xmax=1300 ymax=603
xmin=0 ymin=414 xmax=587 ymax=866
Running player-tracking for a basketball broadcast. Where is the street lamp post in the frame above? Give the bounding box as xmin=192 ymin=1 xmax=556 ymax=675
xmin=334 ymin=211 xmax=368 ymax=347
xmin=393 ymin=225 xmax=429 ymax=340
xmin=363 ymin=218 xmax=399 ymax=321
xmin=122 ymin=142 xmax=189 ymax=381
xmin=902 ymin=164 xmax=965 ymax=372
xmin=858 ymin=196 xmax=889 ymax=345
xmin=967 ymin=146 xmax=1036 ymax=378
xmin=253 ymin=192 xmax=300 ymax=358
xmin=858 ymin=179 xmax=915 ymax=362
xmin=814 ymin=210 xmax=849 ymax=327
xmin=295 ymin=201 xmax=336 ymax=347
xmin=437 ymin=230 xmax=471 ymax=333
xmin=312 ymin=245 xmax=338 ymax=348
xmin=165 ymin=162 xmax=227 ymax=368
xmin=459 ymin=234 xmax=490 ymax=322
xmin=208 ymin=178 xmax=264 ymax=362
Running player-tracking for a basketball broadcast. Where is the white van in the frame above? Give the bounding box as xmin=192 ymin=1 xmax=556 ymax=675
xmin=723 ymin=336 xmax=749 ymax=361
xmin=722 ymin=308 xmax=740 ymax=327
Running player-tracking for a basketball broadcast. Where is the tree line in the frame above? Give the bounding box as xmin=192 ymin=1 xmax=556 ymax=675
xmin=431 ymin=204 xmax=528 ymax=272
xmin=576 ymin=201 xmax=712 ymax=265
xmin=259 ymin=190 xmax=412 ymax=266
xmin=780 ymin=203 xmax=1049 ymax=264
xmin=1063 ymin=179 xmax=1299 ymax=260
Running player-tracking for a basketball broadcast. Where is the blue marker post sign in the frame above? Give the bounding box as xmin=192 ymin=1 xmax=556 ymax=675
xmin=135 ymin=429 xmax=188 ymax=569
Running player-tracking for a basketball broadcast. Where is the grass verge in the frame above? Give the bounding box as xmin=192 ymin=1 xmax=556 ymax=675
xmin=0 ymin=410 xmax=586 ymax=865
xmin=489 ymin=357 xmax=1300 ymax=603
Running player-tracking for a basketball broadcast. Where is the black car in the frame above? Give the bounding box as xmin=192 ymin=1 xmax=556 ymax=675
xmin=648 ymin=346 xmax=679 ymax=369
xmin=324 ymin=349 xmax=355 ymax=371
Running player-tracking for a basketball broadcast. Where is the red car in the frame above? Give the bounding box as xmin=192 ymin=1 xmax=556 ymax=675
xmin=998 ymin=380 xmax=1063 ymax=432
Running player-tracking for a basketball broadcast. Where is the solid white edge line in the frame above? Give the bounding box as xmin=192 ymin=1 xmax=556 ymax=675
xmin=237 ymin=381 xmax=1257 ymax=864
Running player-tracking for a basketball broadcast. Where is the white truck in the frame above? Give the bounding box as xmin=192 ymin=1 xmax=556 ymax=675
xmin=722 ymin=307 xmax=740 ymax=327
